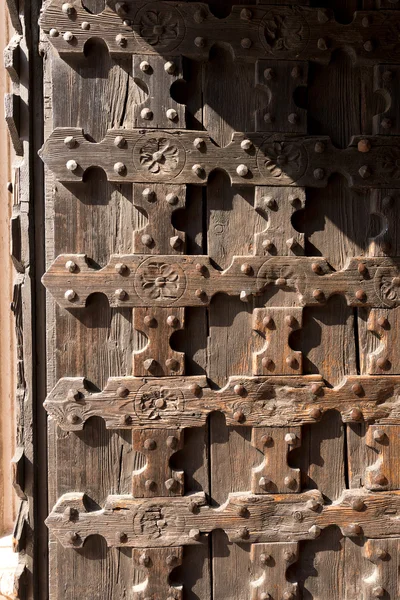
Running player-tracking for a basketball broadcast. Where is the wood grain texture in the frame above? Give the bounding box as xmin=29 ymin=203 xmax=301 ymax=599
xmin=39 ymin=2 xmax=400 ymax=64
xmin=40 ymin=128 xmax=400 ymax=188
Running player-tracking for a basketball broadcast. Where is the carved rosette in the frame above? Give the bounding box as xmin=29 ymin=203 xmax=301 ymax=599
xmin=134 ymin=258 xmax=186 ymax=305
xmin=374 ymin=266 xmax=400 ymax=307
xmin=135 ymin=383 xmax=185 ymax=422
xmin=259 ymin=8 xmax=309 ymax=57
xmin=256 ymin=258 xmax=306 ymax=297
xmin=133 ymin=134 xmax=186 ymax=181
xmin=257 ymin=136 xmax=308 ymax=185
xmin=133 ymin=3 xmax=185 ymax=52
xmin=377 ymin=147 xmax=400 ymax=182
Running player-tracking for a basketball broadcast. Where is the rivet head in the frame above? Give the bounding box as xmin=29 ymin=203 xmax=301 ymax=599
xmin=62 ymin=2 xmax=75 ymax=14
xmin=262 ymin=239 xmax=275 ymax=252
xmin=285 ymin=315 xmax=297 ymax=328
xmin=238 ymin=527 xmax=249 ymax=539
xmin=264 ymin=68 xmax=275 ymax=81
xmin=115 ymin=262 xmax=128 ymax=275
xmin=166 ymin=193 xmax=179 ymax=205
xmin=114 ymin=162 xmax=126 ymax=175
xmin=311 ymin=383 xmax=324 ymax=396
xmin=142 ymin=188 xmax=156 ymax=202
xmin=81 ymin=21 xmax=90 ymax=30
xmin=236 ymin=164 xmax=249 ymax=177
xmin=317 ymin=37 xmax=328 ymax=50
xmin=377 ymin=316 xmax=389 ymax=328
xmin=189 ymin=528 xmax=201 ymax=541
xmin=170 ymin=235 xmax=183 ymax=251
xmin=144 ymin=479 xmax=156 ymax=491
xmin=166 ymin=436 xmax=179 ymax=449
xmin=139 ymin=552 xmax=151 ymax=567
xmin=286 ymin=355 xmax=299 ymax=370
xmin=314 ymin=168 xmax=325 ymax=180
xmin=141 ymin=108 xmax=153 ymax=120
xmin=377 ymin=357 xmax=389 ymax=370
xmin=143 ymin=358 xmax=157 ymax=373
xmin=264 ymin=112 xmax=274 ymax=124
xmin=194 ymin=8 xmax=206 ymax=23
xmin=65 ymin=260 xmax=77 ymax=272
xmin=312 ymin=262 xmax=323 ymax=274
xmin=117 ymin=385 xmax=129 ymax=398
xmin=190 ymin=383 xmax=202 ymax=397
xmin=309 ymin=525 xmax=321 ymax=538
xmin=381 ymin=117 xmax=393 ymax=130
xmin=143 ymin=438 xmax=156 ymax=451
xmin=351 ymin=498 xmax=366 ymax=512
xmin=259 ymin=552 xmax=271 ymax=566
xmin=284 ymin=550 xmax=296 ymax=562
xmin=66 ymin=159 xmax=78 ymax=172
xmin=143 ymin=315 xmax=157 ymax=328
xmin=233 ymin=410 xmax=245 ymax=423
xmin=117 ymin=531 xmax=128 ymax=543
xmin=67 ymin=389 xmax=80 ymax=402
xmin=285 ymin=433 xmax=298 ymax=445
xmin=276 ymin=277 xmax=286 ymax=286
xmin=237 ymin=505 xmax=248 ymax=518
xmin=376 ymin=548 xmax=388 ymax=560
xmin=288 ymin=113 xmax=299 ymax=125
xmin=66 ymin=531 xmax=80 ymax=544
xmin=167 ymin=315 xmax=179 ymax=328
xmin=313 ymin=289 xmax=325 ymax=302
xmin=317 ymin=8 xmax=330 ymax=23
xmin=164 ymin=61 xmax=176 ymax=74
xmin=116 ymin=34 xmax=127 ymax=47
xmin=352 ymin=383 xmax=364 ymax=396
xmin=358 ymin=139 xmax=371 ymax=153
xmin=241 ymin=263 xmax=253 ymax=275
xmin=194 ymin=36 xmax=206 ymax=48
xmin=349 ymin=407 xmax=363 ymax=421
xmin=64 ymin=289 xmax=76 ymax=302
xmin=358 ymin=262 xmax=368 ymax=276
xmin=64 ymin=135 xmax=77 ymax=149
xmin=362 ymin=16 xmax=370 ymax=27
xmin=306 ymin=498 xmax=321 ymax=512
xmin=264 ymin=196 xmax=277 ymax=210
xmin=188 ymin=500 xmax=199 ymax=513
xmin=192 ymin=164 xmax=205 ymax=177
xmin=346 ymin=523 xmax=362 ymax=536
xmin=355 ymin=289 xmax=367 ymax=302
xmin=140 ymin=61 xmax=151 ymax=73
xmin=166 ymin=108 xmax=178 ymax=121
xmin=165 ymin=358 xmax=180 ymax=371
xmin=359 ymin=165 xmax=371 ymax=179
xmin=373 ymin=429 xmax=386 ymax=443
xmin=314 ymin=141 xmax=325 ymax=153
xmin=195 ymin=288 xmax=207 ymax=300
xmin=374 ymin=474 xmax=388 ymax=486
xmin=234 ymin=384 xmax=246 ymax=396
xmin=114 ymin=135 xmax=126 ymax=148
xmin=67 ymin=413 xmax=80 ymax=424
xmin=165 ymin=478 xmax=179 ymax=492
xmin=241 ymin=38 xmax=252 ymax=49
xmin=63 ymin=31 xmax=75 ymax=42
xmin=363 ymin=40 xmax=374 ymax=52
xmin=193 ymin=138 xmax=205 ymax=150
xmin=195 ymin=263 xmax=207 ymax=275
xmin=309 ymin=407 xmax=322 ymax=420
xmin=262 ymin=357 xmax=275 ymax=371
xmin=166 ymin=554 xmax=178 ymax=566
xmin=49 ymin=28 xmax=59 ymax=37
xmin=259 ymin=476 xmax=272 ymax=491
xmin=115 ymin=288 xmax=127 ymax=300
xmin=141 ymin=234 xmax=154 ymax=248
xmin=241 ymin=139 xmax=253 ymax=151
xmin=263 ymin=316 xmax=274 ymax=329
xmin=240 ymin=8 xmax=252 ymax=20
xmin=372 ymin=587 xmax=385 ymax=598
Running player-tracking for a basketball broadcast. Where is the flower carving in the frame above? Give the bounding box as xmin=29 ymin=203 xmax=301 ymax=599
xmin=260 ymin=10 xmax=308 ymax=55
xmin=135 ymin=258 xmax=186 ymax=305
xmin=136 ymin=385 xmax=184 ymax=420
xmin=375 ymin=267 xmax=400 ymax=307
xmin=139 ymin=138 xmax=180 ymax=175
xmin=139 ymin=9 xmax=179 ymax=47
xmin=263 ymin=142 xmax=302 ymax=178
xmin=379 ymin=149 xmax=400 ymax=180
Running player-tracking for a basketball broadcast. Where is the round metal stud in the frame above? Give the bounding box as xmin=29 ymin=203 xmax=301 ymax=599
xmin=140 ymin=61 xmax=151 ymax=73
xmin=241 ymin=139 xmax=253 ymax=151
xmin=164 ymin=61 xmax=176 ymax=74
xmin=141 ymin=108 xmax=153 ymax=120
xmin=166 ymin=108 xmax=178 ymax=121
xmin=64 ymin=289 xmax=76 ymax=302
xmin=114 ymin=135 xmax=126 ymax=148
xmin=66 ymin=159 xmax=78 ymax=171
xmin=65 ymin=260 xmax=77 ymax=273
xmin=236 ymin=164 xmax=249 ymax=177
xmin=114 ymin=162 xmax=126 ymax=175
xmin=117 ymin=385 xmax=129 ymax=398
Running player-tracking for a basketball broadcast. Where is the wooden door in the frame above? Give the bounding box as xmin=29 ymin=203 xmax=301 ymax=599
xmin=35 ymin=1 xmax=400 ymax=598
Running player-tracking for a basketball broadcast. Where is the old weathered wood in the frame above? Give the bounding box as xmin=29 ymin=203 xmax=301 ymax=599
xmin=250 ymin=542 xmax=299 ymax=600
xmin=132 ymin=547 xmax=183 ymax=600
xmin=39 ymin=3 xmax=400 ymax=65
xmin=40 ymin=128 xmax=400 ymax=188
xmin=251 ymin=427 xmax=301 ymax=493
